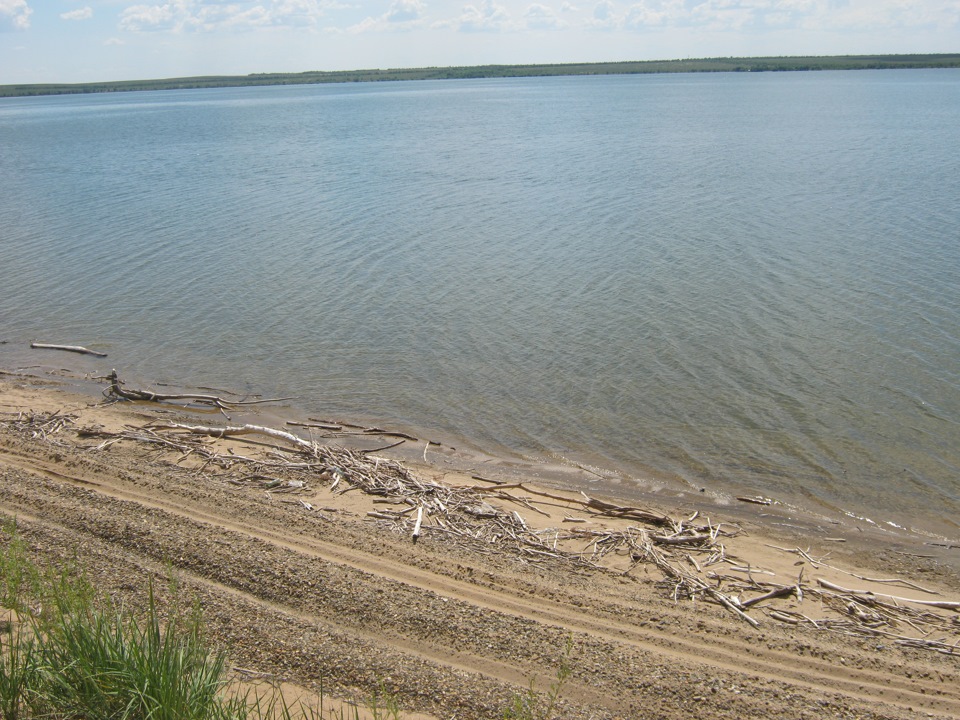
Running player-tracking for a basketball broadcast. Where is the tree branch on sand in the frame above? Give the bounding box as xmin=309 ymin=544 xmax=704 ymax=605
xmin=104 ymin=370 xmax=294 ymax=417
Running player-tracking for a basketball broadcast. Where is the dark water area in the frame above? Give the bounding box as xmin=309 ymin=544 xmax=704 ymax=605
xmin=2 ymin=69 xmax=959 ymax=540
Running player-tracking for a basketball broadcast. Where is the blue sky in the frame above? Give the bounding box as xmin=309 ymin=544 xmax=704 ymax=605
xmin=2 ymin=0 xmax=958 ymax=84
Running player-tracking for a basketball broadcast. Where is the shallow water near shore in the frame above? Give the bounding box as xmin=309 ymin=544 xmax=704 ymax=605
xmin=2 ymin=69 xmax=959 ymax=539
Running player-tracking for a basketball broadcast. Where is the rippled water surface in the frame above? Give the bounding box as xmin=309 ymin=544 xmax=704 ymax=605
xmin=2 ymin=70 xmax=959 ymax=534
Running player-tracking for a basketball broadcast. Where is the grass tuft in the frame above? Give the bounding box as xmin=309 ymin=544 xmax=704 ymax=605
xmin=0 ymin=614 xmax=36 ymax=720
xmin=1 ymin=519 xmax=407 ymax=720
xmin=0 ymin=519 xmax=231 ymax=720
xmin=31 ymin=582 xmax=228 ymax=720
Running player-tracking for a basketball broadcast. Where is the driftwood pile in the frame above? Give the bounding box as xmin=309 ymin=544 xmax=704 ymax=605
xmin=78 ymin=416 xmax=721 ymax=569
xmin=2 ymin=374 xmax=959 ymax=655
xmin=2 ymin=408 xmax=78 ymax=445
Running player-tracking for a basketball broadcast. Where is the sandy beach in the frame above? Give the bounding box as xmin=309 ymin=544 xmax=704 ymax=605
xmin=1 ymin=361 xmax=959 ymax=719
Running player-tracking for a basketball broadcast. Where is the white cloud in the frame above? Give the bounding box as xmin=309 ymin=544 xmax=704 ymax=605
xmin=104 ymin=36 xmax=126 ymax=44
xmin=615 ymin=0 xmax=836 ymax=31
xmin=119 ymin=2 xmax=189 ymax=32
xmin=0 ymin=0 xmax=32 ymax=30
xmin=820 ymin=0 xmax=960 ymax=31
xmin=87 ymin=0 xmax=960 ymax=40
xmin=775 ymin=0 xmax=820 ymax=10
xmin=457 ymin=0 xmax=511 ymax=31
xmin=210 ymin=5 xmax=272 ymax=29
xmin=623 ymin=0 xmax=685 ymax=28
xmin=524 ymin=2 xmax=562 ymax=28
xmin=590 ymin=0 xmax=617 ymax=27
xmin=269 ymin=0 xmax=327 ymax=26
xmin=661 ymin=0 xmax=960 ymax=34
xmin=688 ymin=1 xmax=758 ymax=30
xmin=60 ymin=6 xmax=93 ymax=21
xmin=345 ymin=15 xmax=377 ymax=31
xmin=386 ymin=0 xmax=426 ymax=22
xmin=118 ymin=0 xmax=336 ymax=32
xmin=347 ymin=0 xmax=426 ymax=33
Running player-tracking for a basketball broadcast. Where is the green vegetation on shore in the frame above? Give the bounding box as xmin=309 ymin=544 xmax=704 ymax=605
xmin=0 ymin=521 xmax=381 ymax=720
xmin=2 ymin=54 xmax=959 ymax=98
xmin=1 ymin=525 xmax=225 ymax=719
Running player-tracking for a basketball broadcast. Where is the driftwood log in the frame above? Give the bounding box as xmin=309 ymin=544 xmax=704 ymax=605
xmin=31 ymin=342 xmax=107 ymax=357
xmin=817 ymin=579 xmax=960 ymax=610
xmin=105 ymin=370 xmax=293 ymax=415
xmin=145 ymin=421 xmax=318 ymax=453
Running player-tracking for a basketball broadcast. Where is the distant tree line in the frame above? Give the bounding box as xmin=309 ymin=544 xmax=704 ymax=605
xmin=3 ymin=54 xmax=959 ymax=98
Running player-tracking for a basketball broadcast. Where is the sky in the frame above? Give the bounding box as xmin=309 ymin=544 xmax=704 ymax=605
xmin=1 ymin=0 xmax=958 ymax=84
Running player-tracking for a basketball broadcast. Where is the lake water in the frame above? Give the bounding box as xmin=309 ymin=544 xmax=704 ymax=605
xmin=2 ymin=70 xmax=959 ymax=538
